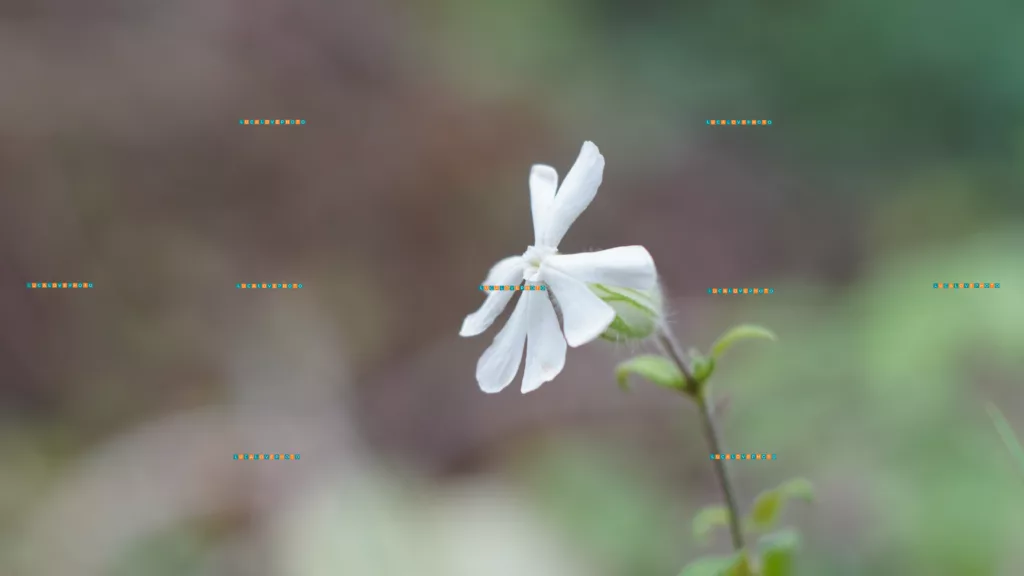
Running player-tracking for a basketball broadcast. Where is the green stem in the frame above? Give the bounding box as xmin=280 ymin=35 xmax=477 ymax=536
xmin=657 ymin=326 xmax=746 ymax=552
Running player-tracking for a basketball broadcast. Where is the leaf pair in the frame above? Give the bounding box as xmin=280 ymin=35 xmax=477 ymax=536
xmin=678 ymin=530 xmax=800 ymax=576
xmin=616 ymin=324 xmax=776 ymax=395
xmin=692 ymin=478 xmax=813 ymax=545
xmin=686 ymin=478 xmax=813 ymax=576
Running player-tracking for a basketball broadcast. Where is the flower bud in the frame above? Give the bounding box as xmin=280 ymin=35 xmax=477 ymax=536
xmin=590 ymin=283 xmax=664 ymax=342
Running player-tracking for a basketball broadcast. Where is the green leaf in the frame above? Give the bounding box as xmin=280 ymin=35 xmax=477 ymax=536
xmin=709 ymin=324 xmax=777 ymax=361
xmin=746 ymin=477 xmax=815 ymax=532
xmin=615 ymin=355 xmax=685 ymax=392
xmin=759 ymin=529 xmax=801 ymax=576
xmin=692 ymin=505 xmax=731 ymax=546
xmin=986 ymin=402 xmax=1024 ymax=479
xmin=678 ymin=552 xmax=753 ymax=576
xmin=691 ymin=354 xmax=716 ymax=384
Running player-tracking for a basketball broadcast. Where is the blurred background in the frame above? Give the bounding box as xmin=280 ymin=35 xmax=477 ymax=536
xmin=1 ymin=0 xmax=1023 ymax=574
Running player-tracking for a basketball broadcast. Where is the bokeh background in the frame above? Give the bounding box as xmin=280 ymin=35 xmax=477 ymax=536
xmin=2 ymin=0 xmax=1023 ymax=574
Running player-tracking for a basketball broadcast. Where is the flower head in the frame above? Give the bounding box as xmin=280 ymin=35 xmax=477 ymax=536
xmin=460 ymin=141 xmax=657 ymax=393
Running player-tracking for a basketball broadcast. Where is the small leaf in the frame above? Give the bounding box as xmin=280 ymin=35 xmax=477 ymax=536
xmin=986 ymin=402 xmax=1024 ymax=479
xmin=759 ymin=529 xmax=801 ymax=576
xmin=678 ymin=552 xmax=753 ymax=576
xmin=692 ymin=354 xmax=716 ymax=384
xmin=746 ymin=477 xmax=814 ymax=532
xmin=709 ymin=324 xmax=777 ymax=361
xmin=615 ymin=355 xmax=685 ymax=392
xmin=692 ymin=505 xmax=731 ymax=546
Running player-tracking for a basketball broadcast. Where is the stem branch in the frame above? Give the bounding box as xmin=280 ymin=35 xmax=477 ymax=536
xmin=657 ymin=326 xmax=746 ymax=552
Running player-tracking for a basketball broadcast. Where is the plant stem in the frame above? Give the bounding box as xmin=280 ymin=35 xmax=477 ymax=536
xmin=657 ymin=326 xmax=746 ymax=552
xmin=694 ymin=392 xmax=745 ymax=552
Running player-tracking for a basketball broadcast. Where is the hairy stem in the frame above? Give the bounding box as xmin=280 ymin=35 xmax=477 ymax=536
xmin=657 ymin=326 xmax=746 ymax=552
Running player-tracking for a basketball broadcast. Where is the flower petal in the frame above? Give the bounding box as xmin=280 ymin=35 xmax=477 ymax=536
xmin=529 ymin=164 xmax=558 ymax=246
xmin=480 ymin=255 xmax=527 ymax=286
xmin=545 ymin=246 xmax=657 ymax=290
xmin=543 ymin=141 xmax=604 ymax=248
xmin=475 ymin=293 xmax=531 ymax=393
xmin=460 ymin=256 xmax=526 ymax=337
xmin=521 ymin=291 xmax=566 ymax=393
xmin=543 ymin=266 xmax=615 ymax=347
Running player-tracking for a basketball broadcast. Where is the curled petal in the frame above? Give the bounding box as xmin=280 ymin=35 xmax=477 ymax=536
xmin=543 ymin=267 xmax=615 ymax=347
xmin=460 ymin=256 xmax=526 ymax=337
xmin=543 ymin=141 xmax=604 ymax=248
xmin=529 ymin=164 xmax=558 ymax=247
xmin=480 ymin=255 xmax=526 ymax=286
xmin=521 ymin=291 xmax=566 ymax=393
xmin=475 ymin=294 xmax=530 ymax=393
xmin=546 ymin=246 xmax=657 ymax=290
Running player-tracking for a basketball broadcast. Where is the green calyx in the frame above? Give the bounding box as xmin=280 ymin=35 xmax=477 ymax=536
xmin=591 ymin=283 xmax=664 ymax=342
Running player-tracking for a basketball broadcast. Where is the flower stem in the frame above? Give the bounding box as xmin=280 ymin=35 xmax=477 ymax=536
xmin=657 ymin=326 xmax=746 ymax=552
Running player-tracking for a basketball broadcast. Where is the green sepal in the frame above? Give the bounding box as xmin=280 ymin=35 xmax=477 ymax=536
xmin=592 ymin=284 xmax=663 ymax=342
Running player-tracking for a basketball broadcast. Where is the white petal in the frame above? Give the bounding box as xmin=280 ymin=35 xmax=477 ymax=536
xmin=543 ymin=266 xmax=615 ymax=347
xmin=543 ymin=141 xmax=604 ymax=248
xmin=521 ymin=291 xmax=566 ymax=393
xmin=475 ymin=294 xmax=531 ymax=393
xmin=545 ymin=246 xmax=657 ymax=290
xmin=460 ymin=256 xmax=526 ymax=337
xmin=529 ymin=164 xmax=558 ymax=246
xmin=480 ymin=255 xmax=527 ymax=285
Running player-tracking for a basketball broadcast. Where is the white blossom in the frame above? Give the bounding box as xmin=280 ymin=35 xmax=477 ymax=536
xmin=460 ymin=142 xmax=657 ymax=393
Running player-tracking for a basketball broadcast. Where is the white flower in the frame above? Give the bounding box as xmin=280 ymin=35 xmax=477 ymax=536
xmin=460 ymin=141 xmax=657 ymax=394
